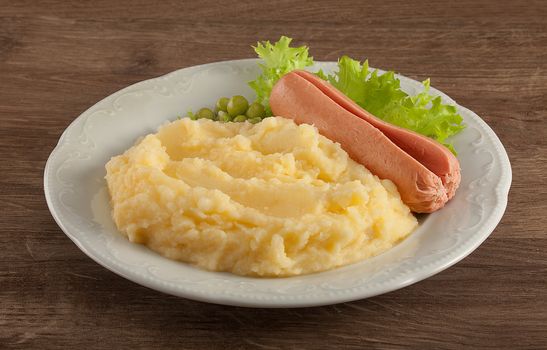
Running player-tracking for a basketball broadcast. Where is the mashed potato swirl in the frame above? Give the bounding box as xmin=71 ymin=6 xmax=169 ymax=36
xmin=105 ymin=117 xmax=417 ymax=277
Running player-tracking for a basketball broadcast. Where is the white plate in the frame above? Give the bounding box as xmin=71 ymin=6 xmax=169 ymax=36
xmin=44 ymin=59 xmax=511 ymax=308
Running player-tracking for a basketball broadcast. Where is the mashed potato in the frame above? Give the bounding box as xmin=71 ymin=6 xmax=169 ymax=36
xmin=105 ymin=117 xmax=417 ymax=277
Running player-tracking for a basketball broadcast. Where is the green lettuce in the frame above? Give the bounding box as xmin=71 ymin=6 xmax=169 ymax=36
xmin=249 ymin=36 xmax=464 ymax=153
xmin=248 ymin=36 xmax=313 ymax=116
xmin=325 ymin=56 xmax=465 ymax=153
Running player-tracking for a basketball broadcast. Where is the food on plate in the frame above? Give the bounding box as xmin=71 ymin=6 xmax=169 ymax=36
xmin=105 ymin=36 xmax=468 ymax=276
xmin=248 ymin=37 xmax=465 ymax=154
xmin=270 ymin=71 xmax=460 ymax=213
xmin=187 ymin=95 xmax=264 ymax=124
xmin=315 ymin=57 xmax=465 ymax=154
xmin=294 ymin=70 xmax=460 ymax=198
xmin=105 ymin=117 xmax=417 ymax=277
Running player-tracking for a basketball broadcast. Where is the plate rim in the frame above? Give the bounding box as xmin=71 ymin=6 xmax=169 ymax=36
xmin=44 ymin=58 xmax=512 ymax=308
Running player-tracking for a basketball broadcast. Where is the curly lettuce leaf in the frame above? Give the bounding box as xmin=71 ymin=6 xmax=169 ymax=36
xmin=326 ymin=56 xmax=465 ymax=153
xmin=248 ymin=36 xmax=314 ymax=116
xmin=248 ymin=37 xmax=464 ymax=153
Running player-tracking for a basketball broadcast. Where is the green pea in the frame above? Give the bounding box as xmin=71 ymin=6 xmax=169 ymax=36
xmin=246 ymin=102 xmax=265 ymax=119
xmin=233 ymin=115 xmax=247 ymax=122
xmin=248 ymin=117 xmax=262 ymax=124
xmin=216 ymin=97 xmax=229 ymax=112
xmin=217 ymin=111 xmax=231 ymax=122
xmin=227 ymin=95 xmax=249 ymax=117
xmin=197 ymin=108 xmax=215 ymax=119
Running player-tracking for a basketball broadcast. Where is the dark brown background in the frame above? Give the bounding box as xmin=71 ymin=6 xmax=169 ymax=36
xmin=2 ymin=0 xmax=546 ymax=349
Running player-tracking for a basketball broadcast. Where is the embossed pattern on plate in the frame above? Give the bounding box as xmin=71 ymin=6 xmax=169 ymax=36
xmin=44 ymin=59 xmax=511 ymax=307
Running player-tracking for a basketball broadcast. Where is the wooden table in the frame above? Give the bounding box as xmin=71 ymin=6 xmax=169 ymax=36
xmin=2 ymin=0 xmax=546 ymax=348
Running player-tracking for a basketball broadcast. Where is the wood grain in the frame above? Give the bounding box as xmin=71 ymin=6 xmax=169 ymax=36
xmin=1 ymin=0 xmax=546 ymax=348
